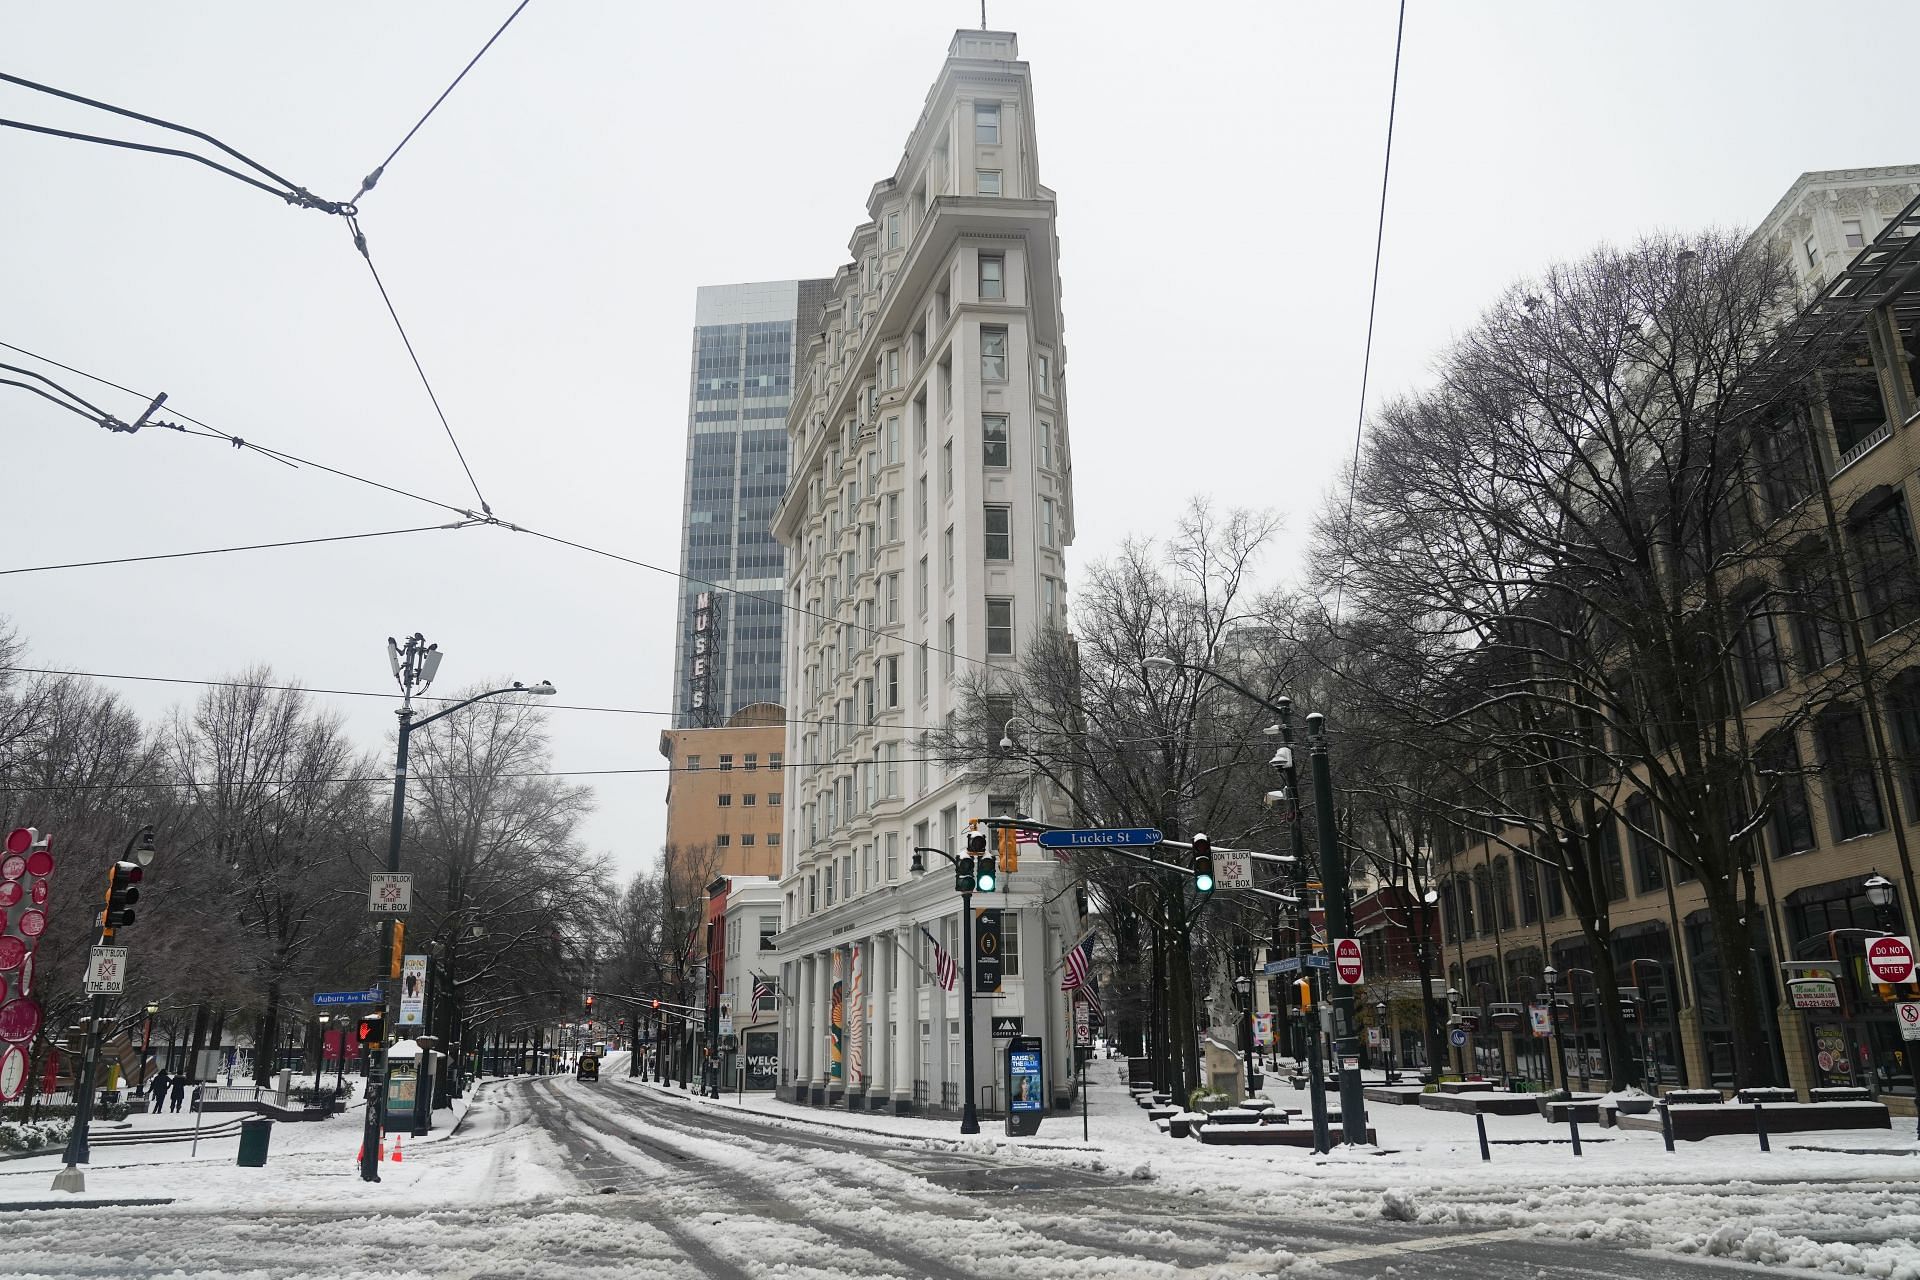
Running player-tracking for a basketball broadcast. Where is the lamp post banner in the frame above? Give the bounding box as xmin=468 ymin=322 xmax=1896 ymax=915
xmin=398 ymin=954 xmax=428 ymax=1026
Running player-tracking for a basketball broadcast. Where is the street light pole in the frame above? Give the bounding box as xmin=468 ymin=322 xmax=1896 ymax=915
xmin=1543 ymin=966 xmax=1566 ymax=1094
xmin=361 ymin=633 xmax=554 ymax=1184
xmin=1305 ymin=713 xmax=1367 ymax=1145
xmin=914 ymin=845 xmax=981 ymax=1135
xmin=314 ymin=1015 xmax=329 ymax=1097
xmin=138 ymin=1003 xmax=158 ymax=1093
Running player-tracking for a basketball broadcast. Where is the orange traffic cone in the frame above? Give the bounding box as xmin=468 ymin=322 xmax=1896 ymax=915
xmin=378 ymin=1136 xmax=387 ymax=1162
xmin=391 ymin=1135 xmax=403 ymax=1163
xmin=355 ymin=1140 xmax=363 ymax=1162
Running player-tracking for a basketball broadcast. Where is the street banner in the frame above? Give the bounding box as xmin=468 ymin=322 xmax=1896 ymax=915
xmin=398 ymin=954 xmax=427 ymax=1026
xmin=1529 ymin=1003 xmax=1552 ymax=1037
xmin=849 ymin=945 xmax=865 ymax=1084
xmin=1252 ymin=1013 xmax=1274 ymax=1047
xmin=829 ymin=949 xmax=844 ymax=1081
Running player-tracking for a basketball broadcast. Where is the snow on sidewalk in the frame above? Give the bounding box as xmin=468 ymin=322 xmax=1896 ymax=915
xmin=0 ymin=1077 xmax=571 ymax=1211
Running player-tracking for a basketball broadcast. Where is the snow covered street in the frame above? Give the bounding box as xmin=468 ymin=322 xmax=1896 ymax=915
xmin=1 ymin=1055 xmax=1916 ymax=1278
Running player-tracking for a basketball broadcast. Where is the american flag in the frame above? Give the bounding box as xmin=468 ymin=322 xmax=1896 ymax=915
xmin=751 ymin=974 xmax=775 ymax=1007
xmin=1061 ymin=938 xmax=1099 ymax=1014
xmin=1014 ymin=828 xmax=1039 ymax=844
xmin=923 ymin=926 xmax=958 ymax=992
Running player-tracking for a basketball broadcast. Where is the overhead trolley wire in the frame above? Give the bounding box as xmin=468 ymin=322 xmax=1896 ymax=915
xmin=0 ymin=522 xmax=477 ymax=577
xmin=353 ymin=0 xmax=534 ymax=201
xmin=0 ymin=70 xmax=353 ymax=214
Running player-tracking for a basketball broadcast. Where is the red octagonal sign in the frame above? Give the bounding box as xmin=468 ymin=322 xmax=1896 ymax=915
xmin=1866 ymin=935 xmax=1915 ymax=985
xmin=1333 ymin=937 xmax=1364 ymax=985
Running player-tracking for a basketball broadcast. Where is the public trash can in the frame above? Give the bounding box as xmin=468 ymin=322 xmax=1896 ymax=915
xmin=236 ymin=1117 xmax=274 ymax=1167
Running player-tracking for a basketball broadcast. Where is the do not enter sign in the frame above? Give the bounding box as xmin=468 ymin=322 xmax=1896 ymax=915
xmin=1333 ymin=938 xmax=1364 ymax=985
xmin=1866 ymin=935 xmax=1915 ymax=984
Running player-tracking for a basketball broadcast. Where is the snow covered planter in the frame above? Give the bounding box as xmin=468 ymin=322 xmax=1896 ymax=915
xmin=1600 ymin=1088 xmax=1656 ymax=1116
xmin=1187 ymin=1088 xmax=1232 ymax=1113
xmin=0 ymin=1119 xmax=71 ymax=1153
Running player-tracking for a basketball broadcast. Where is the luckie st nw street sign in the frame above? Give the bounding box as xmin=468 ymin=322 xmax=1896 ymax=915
xmin=1865 ymin=934 xmax=1915 ymax=984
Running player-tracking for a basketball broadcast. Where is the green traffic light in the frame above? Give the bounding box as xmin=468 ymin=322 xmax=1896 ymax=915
xmin=1195 ymin=872 xmax=1214 ymax=892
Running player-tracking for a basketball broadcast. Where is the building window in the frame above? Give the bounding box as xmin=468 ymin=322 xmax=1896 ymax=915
xmin=768 ymin=832 xmax=780 ymax=847
xmin=1039 ymin=420 xmax=1053 ymax=469
xmin=741 ymin=834 xmax=755 ymax=847
xmin=1805 ymin=236 xmax=1818 ymax=267
xmin=979 ymin=254 xmax=1004 ymax=300
xmin=1852 ymin=495 xmax=1920 ymax=637
xmin=917 ymin=556 xmax=929 ymax=616
xmin=744 ymin=753 xmax=758 ymax=771
xmin=981 ymin=327 xmax=1007 ymax=382
xmin=977 ymin=169 xmax=1002 ymax=197
xmin=1037 ymin=354 xmax=1051 ymax=396
xmin=686 ymin=755 xmax=701 ymax=772
xmin=1042 ymin=497 xmax=1056 ymax=547
xmin=1816 ymin=703 xmax=1886 ymax=839
xmin=887 ymin=211 xmax=901 ymax=250
xmin=884 ymin=655 xmax=900 ymax=707
xmin=887 ymin=493 xmax=900 ymax=542
xmin=1518 ymin=860 xmax=1540 ymax=925
xmin=1042 ymin=576 xmax=1058 ymax=626
xmin=717 ymin=834 xmax=731 ymax=848
xmin=982 ymin=414 xmax=1010 ymax=468
xmin=718 ymin=794 xmax=733 ymax=807
xmin=916 ymin=642 xmax=929 ymax=702
xmin=1755 ymin=731 xmax=1814 ymax=858
xmin=719 ymin=754 xmax=734 ymax=771
xmin=986 ymin=598 xmax=1014 ymax=656
xmin=769 ymin=791 xmax=782 ymax=806
xmin=975 ymin=101 xmax=999 ymax=144
xmin=1001 ymin=910 xmax=1021 ymax=977
xmin=944 ymin=526 xmax=955 ymax=587
xmin=742 ymin=794 xmax=757 ymax=807
xmin=886 ymin=417 xmax=901 ymax=465
xmin=885 ymin=348 xmax=900 ymax=388
xmin=942 ymin=441 xmax=954 ymax=496
xmin=1731 ymin=591 xmax=1785 ymax=702
xmin=885 ymin=832 xmax=899 ymax=880
xmin=1541 ymin=862 xmax=1565 ymax=918
xmin=1826 ymin=359 xmax=1887 ymax=455
xmin=1624 ymin=794 xmax=1664 ymax=894
xmin=770 ymin=752 xmax=782 ymax=770
xmin=1492 ymin=859 xmax=1516 ymax=930
xmin=917 ymin=475 xmax=929 ymax=530
xmin=984 ymin=505 xmax=1012 ymax=560
xmin=808 ymin=873 xmax=817 ymax=912
xmin=1843 ymin=219 xmax=1865 ymax=249
xmin=1786 ymin=544 xmax=1847 ymax=670
xmin=943 ymin=616 xmax=956 ymax=675
xmin=885 ymin=573 xmax=901 ymax=623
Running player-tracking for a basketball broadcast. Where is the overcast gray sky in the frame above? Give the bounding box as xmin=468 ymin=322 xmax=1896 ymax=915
xmin=6 ymin=1 xmax=1916 ymax=881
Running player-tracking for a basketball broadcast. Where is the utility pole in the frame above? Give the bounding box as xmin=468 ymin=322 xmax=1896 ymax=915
xmin=1307 ymin=712 xmax=1367 ymax=1145
xmin=1275 ymin=700 xmax=1330 ymax=1152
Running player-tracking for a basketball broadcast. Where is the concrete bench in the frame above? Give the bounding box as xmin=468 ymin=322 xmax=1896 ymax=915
xmin=1364 ymin=1085 xmax=1428 ymax=1105
xmin=1541 ymin=1099 xmax=1601 ymax=1124
xmin=1437 ymin=1080 xmax=1492 ymax=1094
xmin=1419 ymin=1090 xmax=1538 ymax=1116
xmin=1199 ymin=1124 xmax=1375 ymax=1147
xmin=1615 ymin=1101 xmax=1889 ymax=1140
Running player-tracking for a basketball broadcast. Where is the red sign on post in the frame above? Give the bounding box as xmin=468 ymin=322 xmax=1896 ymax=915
xmin=1865 ymin=935 xmax=1915 ymax=984
xmin=1333 ymin=937 xmax=1364 ymax=985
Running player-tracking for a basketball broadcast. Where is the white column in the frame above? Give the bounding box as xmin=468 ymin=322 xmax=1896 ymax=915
xmin=791 ymin=957 xmax=810 ymax=1095
xmin=892 ymin=929 xmax=915 ymax=1107
xmin=871 ymin=932 xmax=892 ymax=1104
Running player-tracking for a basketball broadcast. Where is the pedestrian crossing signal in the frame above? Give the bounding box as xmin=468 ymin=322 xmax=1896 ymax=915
xmin=357 ymin=1014 xmax=385 ymax=1051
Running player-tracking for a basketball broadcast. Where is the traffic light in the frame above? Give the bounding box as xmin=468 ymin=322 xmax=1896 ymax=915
xmin=975 ymin=854 xmax=998 ymax=893
xmin=651 ymin=998 xmax=661 ymax=1011
xmin=1189 ymin=834 xmax=1215 ymax=893
xmin=101 ymin=860 xmax=142 ymax=936
xmin=357 ymin=1013 xmax=386 ymax=1051
xmin=585 ymin=993 xmax=595 ymax=1014
xmin=997 ymin=825 xmax=1019 ymax=873
xmin=1295 ymin=977 xmax=1313 ymax=1014
xmin=955 ymin=856 xmax=977 ymax=893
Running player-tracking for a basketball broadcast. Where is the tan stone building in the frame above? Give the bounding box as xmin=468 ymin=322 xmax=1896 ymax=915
xmin=658 ymin=703 xmax=787 ymax=899
xmin=1436 ymin=169 xmax=1920 ymax=1117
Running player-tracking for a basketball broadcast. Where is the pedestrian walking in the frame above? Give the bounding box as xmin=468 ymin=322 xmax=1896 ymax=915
xmin=169 ymin=1075 xmax=187 ymax=1113
xmin=150 ymin=1069 xmax=170 ymax=1114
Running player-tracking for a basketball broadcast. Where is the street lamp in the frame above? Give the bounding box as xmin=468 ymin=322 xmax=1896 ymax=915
xmin=361 ymin=632 xmax=554 ymax=1185
xmin=1542 ymin=966 xmax=1566 ymax=1095
xmin=1865 ymin=872 xmax=1897 ymax=931
xmin=315 ymin=1015 xmax=330 ymax=1097
xmin=1234 ymin=974 xmax=1254 ymax=1090
xmin=1376 ymin=998 xmax=1394 ymax=1084
xmin=998 ymin=715 xmax=1028 ymax=750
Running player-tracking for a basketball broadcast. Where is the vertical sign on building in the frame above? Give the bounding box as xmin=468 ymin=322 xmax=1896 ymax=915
xmin=690 ymin=592 xmax=717 ymax=726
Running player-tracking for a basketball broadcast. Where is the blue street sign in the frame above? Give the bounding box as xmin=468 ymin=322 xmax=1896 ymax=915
xmin=1264 ymin=955 xmax=1332 ymax=976
xmin=313 ymin=987 xmax=383 ymax=1008
xmin=1036 ymin=827 xmax=1163 ymax=849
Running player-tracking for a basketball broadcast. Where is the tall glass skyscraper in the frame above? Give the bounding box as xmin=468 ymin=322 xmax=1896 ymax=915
xmin=672 ymin=279 xmax=831 ymax=726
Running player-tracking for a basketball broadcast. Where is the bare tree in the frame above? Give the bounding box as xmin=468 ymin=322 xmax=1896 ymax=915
xmin=1321 ymin=230 xmax=1899 ymax=1087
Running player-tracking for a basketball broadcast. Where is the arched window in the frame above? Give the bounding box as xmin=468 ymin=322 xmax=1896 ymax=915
xmin=1492 ymin=858 xmax=1516 ymax=930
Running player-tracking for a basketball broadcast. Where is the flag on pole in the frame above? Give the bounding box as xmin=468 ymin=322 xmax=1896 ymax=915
xmin=1014 ymin=828 xmax=1040 ymax=843
xmin=1061 ymin=938 xmax=1099 ymax=1015
xmin=751 ymin=974 xmax=775 ymax=1007
xmin=921 ymin=926 xmax=958 ymax=992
